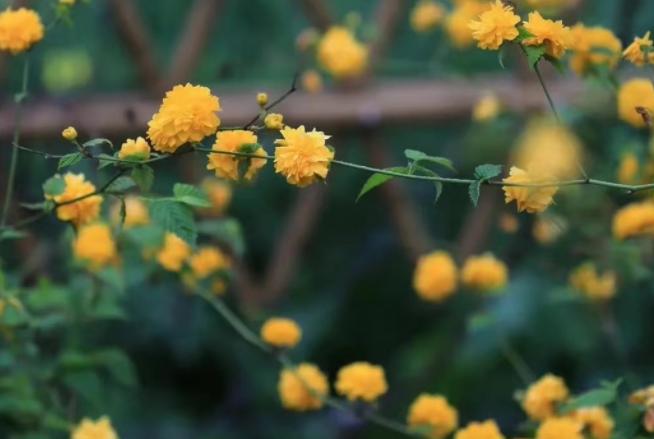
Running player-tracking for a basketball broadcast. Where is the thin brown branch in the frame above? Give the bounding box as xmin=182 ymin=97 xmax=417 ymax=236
xmin=296 ymin=0 xmax=332 ymax=31
xmin=456 ymin=188 xmax=500 ymax=260
xmin=369 ymin=0 xmax=406 ymax=67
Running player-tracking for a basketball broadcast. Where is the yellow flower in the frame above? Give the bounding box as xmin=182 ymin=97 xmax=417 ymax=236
xmin=189 ymin=246 xmax=230 ymax=279
xmin=118 ymin=137 xmax=150 ymax=161
xmin=461 ymin=253 xmax=508 ymax=292
xmin=260 ymin=317 xmax=302 ymax=348
xmin=301 ymin=69 xmax=323 ymax=94
xmin=536 ymin=417 xmax=583 ymax=439
xmin=569 ymin=25 xmax=622 ymax=75
xmin=569 ymin=263 xmax=617 ymax=301
xmin=413 ymin=251 xmax=458 ymax=302
xmin=200 ymin=178 xmax=231 ymax=216
xmin=612 ymin=201 xmax=654 ymax=240
xmin=512 ymin=118 xmax=583 ymax=180
xmin=629 ymin=385 xmax=654 ymax=406
xmin=617 ymin=78 xmax=654 ymax=128
xmin=532 ymin=216 xmax=564 ymax=245
xmin=522 ymin=11 xmax=572 ymax=59
xmin=274 ymin=125 xmax=334 ymax=187
xmin=0 ymin=8 xmax=44 ymax=55
xmin=407 ymin=394 xmax=458 ymax=438
xmin=147 ymin=83 xmax=221 ymax=153
xmin=73 ymin=223 xmax=117 ymax=270
xmin=455 ymin=420 xmax=504 ymax=439
xmin=446 ymin=2 xmax=489 ymax=49
xmin=335 ymin=362 xmax=388 ymax=403
xmin=473 ymin=93 xmax=501 ymax=122
xmin=278 ymin=363 xmax=328 ymax=411
xmin=110 ymin=196 xmax=149 ymax=229
xmin=50 ymin=173 xmax=103 ymax=227
xmin=256 ymin=92 xmax=268 ymax=107
xmin=522 ymin=374 xmax=569 ymax=421
xmin=264 ymin=113 xmax=284 ymax=130
xmin=71 ymin=416 xmax=118 ymax=439
xmin=623 ymin=31 xmax=653 ymax=67
xmin=502 ymin=166 xmax=558 ymax=214
xmin=317 ymin=26 xmax=368 ymax=79
xmin=617 ymin=152 xmax=639 ymax=184
xmin=572 ymin=407 xmax=614 ymax=439
xmin=469 ymin=0 xmax=520 ymax=50
xmin=62 ymin=126 xmax=78 ymax=141
xmin=206 ymin=130 xmax=267 ymax=181
xmin=156 ymin=232 xmax=191 ymax=272
xmin=411 ymin=1 xmax=446 ymax=33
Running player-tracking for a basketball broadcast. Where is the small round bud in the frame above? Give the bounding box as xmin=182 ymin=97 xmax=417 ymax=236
xmin=62 ymin=126 xmax=78 ymax=141
xmin=256 ymin=92 xmax=268 ymax=107
xmin=264 ymin=113 xmax=284 ymax=130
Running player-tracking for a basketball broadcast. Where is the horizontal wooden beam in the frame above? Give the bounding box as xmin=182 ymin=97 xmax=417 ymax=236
xmin=0 ymin=77 xmax=590 ymax=139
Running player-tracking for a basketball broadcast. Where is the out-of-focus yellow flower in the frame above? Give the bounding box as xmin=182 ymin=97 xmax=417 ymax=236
xmin=73 ymin=223 xmax=117 ymax=270
xmin=536 ymin=417 xmax=583 ymax=439
xmin=301 ymin=69 xmax=323 ymax=94
xmin=413 ymin=251 xmax=458 ymax=302
xmin=278 ymin=363 xmax=328 ymax=411
xmin=111 ymin=196 xmax=149 ymax=229
xmin=503 ymin=167 xmax=558 ymax=214
xmin=189 ymin=246 xmax=230 ymax=280
xmin=623 ymin=32 xmax=654 ymax=67
xmin=148 ymin=83 xmax=221 ymax=153
xmin=0 ymin=8 xmax=44 ymax=55
xmin=532 ymin=216 xmax=564 ymax=245
xmin=335 ymin=362 xmax=388 ymax=403
xmin=256 ymin=92 xmax=268 ymax=107
xmin=446 ymin=1 xmax=489 ymax=49
xmin=71 ymin=416 xmax=118 ymax=439
xmin=62 ymin=126 xmax=78 ymax=141
xmin=455 ymin=420 xmax=505 ymax=439
xmin=612 ymin=201 xmax=654 ymax=240
xmin=617 ymin=78 xmax=654 ymax=128
xmin=206 ymin=130 xmax=267 ymax=181
xmin=201 ymin=178 xmax=232 ymax=216
xmin=407 ymin=394 xmax=458 ymax=438
xmin=156 ymin=233 xmax=191 ymax=272
xmin=317 ymin=26 xmax=368 ymax=79
xmin=60 ymin=0 xmax=76 ymax=5
xmin=469 ymin=0 xmax=520 ymax=50
xmin=569 ymin=263 xmax=617 ymax=301
xmin=569 ymin=24 xmax=622 ymax=75
xmin=522 ymin=374 xmax=569 ymax=421
xmin=498 ymin=212 xmax=519 ymax=233
xmin=571 ymin=407 xmax=614 ymax=439
xmin=617 ymin=152 xmax=640 ymax=184
xmin=512 ymin=118 xmax=583 ymax=180
xmin=472 ymin=93 xmax=501 ymax=122
xmin=411 ymin=1 xmax=446 ymax=33
xmin=118 ymin=137 xmax=151 ymax=161
xmin=264 ymin=113 xmax=284 ymax=130
xmin=629 ymin=385 xmax=654 ymax=406
xmin=274 ymin=125 xmax=334 ymax=187
xmin=461 ymin=253 xmax=508 ymax=292
xmin=260 ymin=317 xmax=302 ymax=349
xmin=49 ymin=173 xmax=103 ymax=227
xmin=522 ymin=11 xmax=572 ymax=59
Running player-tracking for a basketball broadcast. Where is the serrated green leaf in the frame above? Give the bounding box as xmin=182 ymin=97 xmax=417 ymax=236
xmin=42 ymin=175 xmax=65 ymax=197
xmin=524 ymin=45 xmax=547 ymax=69
xmin=173 ymin=183 xmax=211 ymax=208
xmin=474 ymin=164 xmax=503 ymax=180
xmin=404 ymin=149 xmax=456 ymax=172
xmin=57 ymin=152 xmax=83 ymax=170
xmin=515 ymin=27 xmax=534 ymax=42
xmin=404 ymin=149 xmax=427 ymax=161
xmin=149 ymin=199 xmax=196 ymax=245
xmin=356 ymin=167 xmax=408 ymax=202
xmin=83 ymin=138 xmax=113 ymax=149
xmin=131 ymin=165 xmax=154 ymax=192
xmin=238 ymin=142 xmax=262 ymax=154
xmin=106 ymin=176 xmax=136 ymax=194
xmin=468 ymin=180 xmax=482 ymax=207
xmin=559 ymin=379 xmax=622 ymax=413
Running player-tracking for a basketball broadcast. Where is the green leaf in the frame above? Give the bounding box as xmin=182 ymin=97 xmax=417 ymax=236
xmin=356 ymin=167 xmax=408 ymax=201
xmin=91 ymin=349 xmax=138 ymax=387
xmin=131 ymin=165 xmax=154 ymax=192
xmin=474 ymin=164 xmax=503 ymax=180
xmin=515 ymin=26 xmax=534 ymax=42
xmin=524 ymin=45 xmax=547 ymax=69
xmin=404 ymin=149 xmax=456 ymax=172
xmin=560 ymin=379 xmax=622 ymax=413
xmin=498 ymin=45 xmax=507 ymax=69
xmin=42 ymin=175 xmax=65 ymax=197
xmin=238 ymin=142 xmax=262 ymax=154
xmin=173 ymin=183 xmax=211 ymax=208
xmin=106 ymin=176 xmax=136 ymax=194
xmin=83 ymin=138 xmax=113 ymax=149
xmin=0 ymin=229 xmax=27 ymax=242
xmin=468 ymin=180 xmax=482 ymax=207
xmin=434 ymin=181 xmax=443 ymax=204
xmin=57 ymin=152 xmax=83 ymax=170
xmin=97 ymin=153 xmax=116 ymax=170
xmin=20 ymin=201 xmax=46 ymax=210
xmin=198 ymin=218 xmax=245 ymax=256
xmin=149 ymin=199 xmax=197 ymax=245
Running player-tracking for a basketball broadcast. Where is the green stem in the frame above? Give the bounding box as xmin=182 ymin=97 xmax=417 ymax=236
xmin=499 ymin=336 xmax=534 ymax=386
xmin=534 ymin=63 xmax=559 ymax=122
xmin=1 ymin=57 xmax=30 ymax=228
